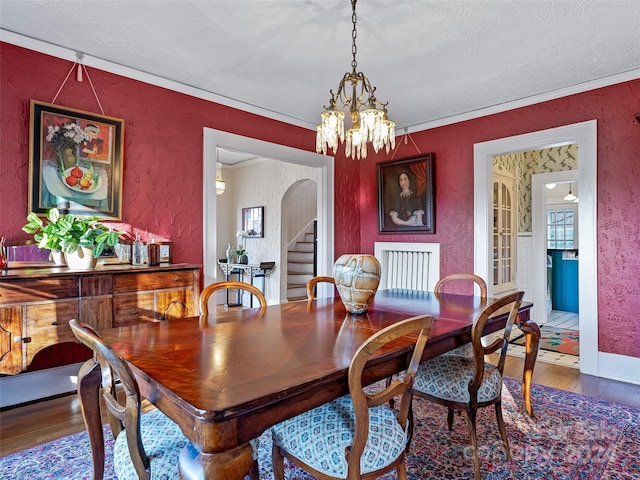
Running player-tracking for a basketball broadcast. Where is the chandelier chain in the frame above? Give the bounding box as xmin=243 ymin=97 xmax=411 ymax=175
xmin=351 ymin=0 xmax=358 ymax=70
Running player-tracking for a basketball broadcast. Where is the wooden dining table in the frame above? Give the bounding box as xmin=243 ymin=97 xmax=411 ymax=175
xmin=78 ymin=288 xmax=537 ymax=480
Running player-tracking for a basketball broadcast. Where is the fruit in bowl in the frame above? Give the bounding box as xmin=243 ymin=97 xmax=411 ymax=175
xmin=62 ymin=165 xmax=98 ymax=192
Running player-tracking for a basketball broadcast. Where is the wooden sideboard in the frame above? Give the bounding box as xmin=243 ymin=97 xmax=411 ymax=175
xmin=0 ymin=263 xmax=200 ymax=375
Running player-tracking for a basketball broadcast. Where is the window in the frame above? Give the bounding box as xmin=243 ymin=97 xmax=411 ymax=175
xmin=547 ymin=206 xmax=577 ymax=249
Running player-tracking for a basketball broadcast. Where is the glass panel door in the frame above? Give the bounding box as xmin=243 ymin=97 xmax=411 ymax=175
xmin=493 ymin=173 xmax=516 ymax=292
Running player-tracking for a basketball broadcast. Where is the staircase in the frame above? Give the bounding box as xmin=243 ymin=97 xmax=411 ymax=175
xmin=286 ymin=227 xmax=316 ymax=301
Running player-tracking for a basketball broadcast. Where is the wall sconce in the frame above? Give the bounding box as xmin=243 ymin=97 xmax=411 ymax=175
xmin=215 ymin=162 xmax=226 ymax=195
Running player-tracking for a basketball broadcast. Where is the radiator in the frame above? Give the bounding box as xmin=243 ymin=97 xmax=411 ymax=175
xmin=374 ymin=242 xmax=440 ymax=292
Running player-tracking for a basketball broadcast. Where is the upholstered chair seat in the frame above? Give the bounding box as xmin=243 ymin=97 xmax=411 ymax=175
xmin=443 ymin=342 xmax=475 ymax=358
xmin=413 ymin=355 xmax=502 ymax=404
xmin=113 ymin=409 xmax=186 ymax=480
xmin=271 ymin=395 xmax=408 ymax=478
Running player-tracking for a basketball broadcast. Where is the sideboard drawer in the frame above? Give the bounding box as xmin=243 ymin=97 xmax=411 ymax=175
xmin=113 ymin=292 xmax=156 ymax=326
xmin=0 ymin=277 xmax=79 ymax=305
xmin=113 ymin=271 xmax=194 ymax=294
xmin=25 ymin=300 xmax=79 ymax=364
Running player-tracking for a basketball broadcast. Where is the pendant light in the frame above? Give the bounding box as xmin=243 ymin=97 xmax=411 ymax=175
xmin=215 ymin=162 xmax=226 ymax=195
xmin=315 ymin=0 xmax=395 ymax=159
xmin=564 ymin=183 xmax=576 ymax=201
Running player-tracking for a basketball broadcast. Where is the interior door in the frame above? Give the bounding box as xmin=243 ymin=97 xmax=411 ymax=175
xmin=493 ymin=173 xmax=516 ymax=293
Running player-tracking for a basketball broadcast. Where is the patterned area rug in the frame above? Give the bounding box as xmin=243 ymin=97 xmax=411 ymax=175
xmin=511 ymin=325 xmax=580 ymax=356
xmin=2 ymin=377 xmax=638 ymax=479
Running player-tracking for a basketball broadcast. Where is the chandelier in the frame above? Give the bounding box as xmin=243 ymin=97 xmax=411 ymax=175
xmin=315 ymin=0 xmax=395 ymax=160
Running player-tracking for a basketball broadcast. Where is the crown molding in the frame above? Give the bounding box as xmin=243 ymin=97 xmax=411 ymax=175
xmin=0 ymin=29 xmax=314 ymax=130
xmin=3 ymin=29 xmax=639 ymax=135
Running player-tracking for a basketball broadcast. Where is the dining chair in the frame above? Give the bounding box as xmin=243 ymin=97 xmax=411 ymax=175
xmin=435 ymin=273 xmax=488 ymax=299
xmin=412 ymin=291 xmax=524 ymax=480
xmin=199 ymin=280 xmax=267 ymax=316
xmin=70 ymin=319 xmax=260 ymax=480
xmin=435 ymin=273 xmax=488 ymax=358
xmin=271 ymin=314 xmax=434 ymax=480
xmin=306 ymin=275 xmax=336 ymax=300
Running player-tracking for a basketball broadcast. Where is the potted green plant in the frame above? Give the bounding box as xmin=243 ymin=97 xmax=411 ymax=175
xmin=236 ymin=246 xmax=248 ymax=264
xmin=22 ymin=208 xmax=125 ymax=269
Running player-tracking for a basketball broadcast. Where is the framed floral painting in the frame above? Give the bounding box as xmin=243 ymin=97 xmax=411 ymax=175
xmin=377 ymin=154 xmax=435 ymax=233
xmin=28 ymin=100 xmax=124 ymax=220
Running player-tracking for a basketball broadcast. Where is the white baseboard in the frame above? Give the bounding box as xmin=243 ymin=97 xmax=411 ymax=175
xmin=589 ymin=352 xmax=640 ymax=386
xmin=0 ymin=363 xmax=83 ymax=408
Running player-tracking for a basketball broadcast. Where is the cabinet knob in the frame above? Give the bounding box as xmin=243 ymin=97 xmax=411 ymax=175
xmin=51 ymin=321 xmax=58 ymax=326
xmin=131 ymin=310 xmax=139 ymax=315
xmin=173 ymin=277 xmax=180 ymax=282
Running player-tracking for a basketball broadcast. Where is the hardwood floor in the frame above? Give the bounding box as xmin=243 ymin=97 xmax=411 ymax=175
xmin=1 ymin=355 xmax=640 ymax=458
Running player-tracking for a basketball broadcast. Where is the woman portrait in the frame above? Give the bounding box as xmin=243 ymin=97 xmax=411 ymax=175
xmin=389 ymin=171 xmax=425 ymax=226
xmin=377 ymin=154 xmax=435 ymax=233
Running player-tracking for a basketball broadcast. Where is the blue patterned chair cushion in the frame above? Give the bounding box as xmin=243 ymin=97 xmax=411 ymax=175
xmin=440 ymin=342 xmax=474 ymax=357
xmin=413 ymin=355 xmax=503 ymax=403
xmin=113 ymin=409 xmax=187 ymax=480
xmin=271 ymin=395 xmax=408 ymax=478
xmin=114 ymin=409 xmax=259 ymax=479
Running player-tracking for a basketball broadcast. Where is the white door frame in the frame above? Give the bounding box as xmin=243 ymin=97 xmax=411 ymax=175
xmin=474 ymin=120 xmax=598 ymax=377
xmin=531 ymin=169 xmax=579 ymax=326
xmin=202 ymin=129 xmax=334 ymax=292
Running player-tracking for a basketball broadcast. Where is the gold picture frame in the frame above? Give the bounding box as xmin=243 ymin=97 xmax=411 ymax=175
xmin=158 ymin=241 xmax=173 ymax=263
xmin=377 ymin=154 xmax=435 ymax=233
xmin=28 ymin=100 xmax=124 ymax=220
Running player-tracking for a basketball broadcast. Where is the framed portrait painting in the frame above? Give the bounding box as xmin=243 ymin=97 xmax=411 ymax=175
xmin=377 ymin=154 xmax=435 ymax=233
xmin=28 ymin=100 xmax=124 ymax=220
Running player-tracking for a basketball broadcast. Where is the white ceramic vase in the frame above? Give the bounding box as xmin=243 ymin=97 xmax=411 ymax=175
xmin=333 ymin=254 xmax=381 ymax=314
xmin=64 ymin=246 xmax=97 ymax=270
xmin=49 ymin=249 xmax=66 ymax=266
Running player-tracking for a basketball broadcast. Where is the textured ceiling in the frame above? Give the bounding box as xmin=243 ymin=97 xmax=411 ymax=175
xmin=2 ymin=0 xmax=639 ymax=135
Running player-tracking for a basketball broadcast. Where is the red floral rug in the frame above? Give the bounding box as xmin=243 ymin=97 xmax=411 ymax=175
xmin=2 ymin=377 xmax=637 ymax=479
xmin=511 ymin=325 xmax=580 ymax=356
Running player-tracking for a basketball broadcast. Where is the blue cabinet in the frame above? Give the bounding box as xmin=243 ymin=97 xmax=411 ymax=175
xmin=549 ymin=250 xmax=579 ymax=312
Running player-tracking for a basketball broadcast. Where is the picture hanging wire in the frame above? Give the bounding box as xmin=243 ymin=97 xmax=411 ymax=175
xmin=50 ymin=52 xmax=105 ymax=115
xmin=390 ymin=127 xmax=422 ymax=160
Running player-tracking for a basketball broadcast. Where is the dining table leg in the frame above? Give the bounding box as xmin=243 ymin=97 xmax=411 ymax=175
xmin=77 ymin=359 xmax=105 ymax=480
xmin=517 ymin=317 xmax=541 ymax=417
xmin=178 ymin=440 xmax=255 ymax=480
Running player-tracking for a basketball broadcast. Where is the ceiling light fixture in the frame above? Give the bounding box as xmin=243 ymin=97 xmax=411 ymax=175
xmin=215 ymin=162 xmax=226 ymax=195
xmin=545 ymin=183 xmax=556 ymax=189
xmin=564 ymin=184 xmax=577 ymax=202
xmin=316 ymin=0 xmax=395 ymax=160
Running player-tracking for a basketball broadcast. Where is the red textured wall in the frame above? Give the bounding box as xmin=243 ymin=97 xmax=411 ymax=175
xmin=0 ymin=42 xmax=319 ymax=264
xmin=2 ymin=42 xmax=639 ymax=359
xmin=357 ymin=80 xmax=640 ymax=358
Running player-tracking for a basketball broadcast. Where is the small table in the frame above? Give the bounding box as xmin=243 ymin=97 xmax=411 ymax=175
xmin=217 ymin=261 xmax=274 ymax=307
